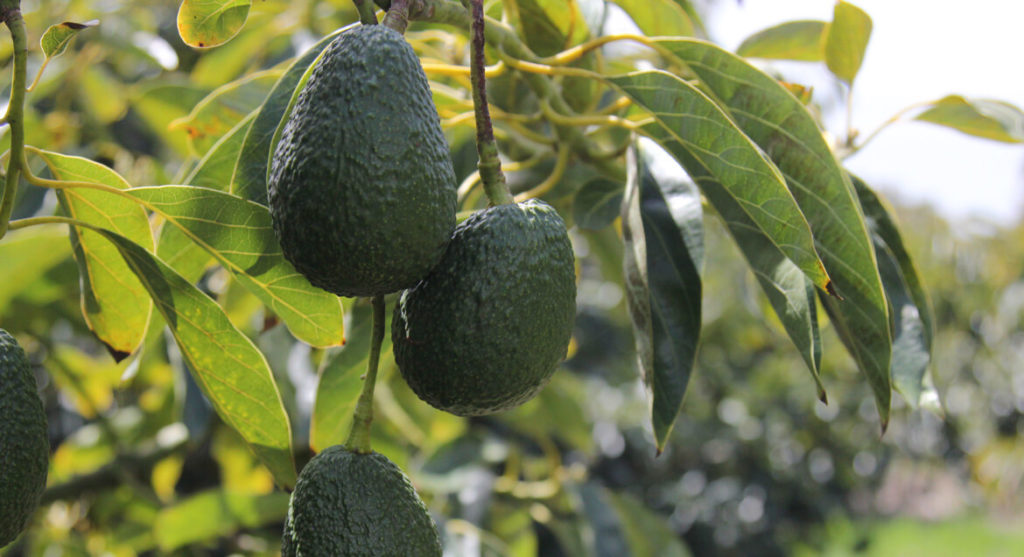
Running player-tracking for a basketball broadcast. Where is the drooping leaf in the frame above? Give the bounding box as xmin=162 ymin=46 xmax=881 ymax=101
xmin=573 ymin=177 xmax=624 ymax=230
xmin=657 ymin=39 xmax=891 ymax=425
xmin=89 ymin=227 xmax=296 ymax=487
xmin=736 ymin=20 xmax=826 ymax=61
xmin=159 ymin=111 xmax=258 ymax=283
xmin=824 ymin=1 xmax=872 ymax=84
xmin=505 ymin=0 xmax=589 ymax=57
xmin=915 ymin=95 xmax=1024 ymax=143
xmin=0 ymin=226 xmax=72 ymax=314
xmin=39 ymin=20 xmax=99 ymax=59
xmin=621 ymin=141 xmax=702 ymax=451
xmin=614 ymin=0 xmax=695 ymax=37
xmin=154 ymin=490 xmax=289 ymax=551
xmin=234 ymin=26 xmax=348 ymax=204
xmin=169 ymin=70 xmax=279 ymax=157
xmin=33 ymin=148 xmax=154 ymax=359
xmin=126 ymin=185 xmax=345 ymax=348
xmin=177 ymin=0 xmax=252 ymax=49
xmin=607 ymin=70 xmax=832 ymax=292
xmin=643 ymin=124 xmax=825 ymax=400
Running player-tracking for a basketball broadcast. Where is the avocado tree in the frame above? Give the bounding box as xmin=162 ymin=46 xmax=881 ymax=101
xmin=1 ymin=0 xmax=1022 ymax=554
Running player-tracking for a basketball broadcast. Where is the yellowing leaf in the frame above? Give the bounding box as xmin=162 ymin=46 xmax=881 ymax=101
xmin=177 ymin=0 xmax=252 ymax=49
xmin=824 ymin=1 xmax=872 ymax=84
xmin=39 ymin=20 xmax=99 ymax=59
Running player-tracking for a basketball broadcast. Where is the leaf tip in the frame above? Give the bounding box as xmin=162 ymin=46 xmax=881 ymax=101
xmin=104 ymin=344 xmax=132 ymax=363
xmin=824 ymin=280 xmax=843 ymax=300
xmin=818 ymin=389 xmax=828 ymax=405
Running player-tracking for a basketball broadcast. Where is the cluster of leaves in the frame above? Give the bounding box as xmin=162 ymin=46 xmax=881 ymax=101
xmin=1 ymin=0 xmax=1022 ymax=554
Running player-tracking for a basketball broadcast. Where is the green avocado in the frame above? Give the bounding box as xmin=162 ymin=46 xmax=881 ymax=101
xmin=0 ymin=329 xmax=49 ymax=548
xmin=269 ymin=24 xmax=456 ymax=297
xmin=282 ymin=445 xmax=441 ymax=556
xmin=392 ymin=200 xmax=577 ymax=416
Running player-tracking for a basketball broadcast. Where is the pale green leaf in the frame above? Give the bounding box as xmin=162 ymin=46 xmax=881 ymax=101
xmin=91 ymin=227 xmax=296 ymax=487
xmin=607 ymin=70 xmax=832 ymax=292
xmin=80 ymin=66 xmax=128 ymax=124
xmin=737 ymin=20 xmax=826 ymax=61
xmin=657 ymin=38 xmax=891 ymax=425
xmin=154 ymin=490 xmax=289 ymax=550
xmin=34 ymin=148 xmax=154 ymax=359
xmin=132 ymin=84 xmax=210 ymax=157
xmin=0 ymin=226 xmax=72 ymax=315
xmin=39 ymin=20 xmax=98 ymax=59
xmin=177 ymin=0 xmax=252 ymax=49
xmin=614 ymin=0 xmax=695 ymax=37
xmin=824 ymin=1 xmax=872 ymax=84
xmin=915 ymin=95 xmax=1024 ymax=143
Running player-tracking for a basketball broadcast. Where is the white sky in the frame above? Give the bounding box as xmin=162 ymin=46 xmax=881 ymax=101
xmin=703 ymin=0 xmax=1024 ymax=225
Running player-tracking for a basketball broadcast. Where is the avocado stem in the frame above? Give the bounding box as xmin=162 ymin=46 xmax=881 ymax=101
xmin=0 ymin=3 xmax=27 ymax=240
xmin=469 ymin=0 xmax=513 ymax=206
xmin=343 ymin=294 xmax=387 ymax=454
xmin=382 ymin=0 xmax=410 ymax=34
xmin=352 ymin=0 xmax=378 ymax=25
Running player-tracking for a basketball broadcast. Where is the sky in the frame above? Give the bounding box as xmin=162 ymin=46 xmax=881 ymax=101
xmin=701 ymin=0 xmax=1024 ymax=225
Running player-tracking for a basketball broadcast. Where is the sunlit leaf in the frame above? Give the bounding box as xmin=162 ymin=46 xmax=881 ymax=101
xmin=824 ymin=1 xmax=872 ymax=84
xmin=90 ymin=227 xmax=296 ymax=487
xmin=132 ymin=84 xmax=211 ymax=157
xmin=126 ymin=185 xmax=345 ymax=348
xmin=39 ymin=20 xmax=99 ymax=59
xmin=736 ymin=20 xmax=826 ymax=61
xmin=46 ymin=344 xmax=123 ymax=417
xmin=169 ymin=70 xmax=279 ymax=157
xmin=607 ymin=70 xmax=832 ymax=293
xmin=573 ymin=177 xmax=624 ymax=230
xmin=915 ymin=95 xmax=1024 ymax=143
xmin=234 ymin=26 xmax=348 ymax=204
xmin=177 ymin=0 xmax=252 ymax=49
xmin=621 ymin=141 xmax=702 ymax=451
xmin=657 ymin=38 xmax=892 ymax=427
xmin=34 ymin=148 xmax=154 ymax=359
xmin=0 ymin=226 xmax=72 ymax=314
xmin=80 ymin=65 xmax=128 ymax=124
xmin=154 ymin=490 xmax=288 ymax=550
xmin=614 ymin=0 xmax=695 ymax=37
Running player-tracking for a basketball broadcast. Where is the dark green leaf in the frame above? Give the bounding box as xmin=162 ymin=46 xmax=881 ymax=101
xmin=573 ymin=177 xmax=624 ymax=230
xmin=736 ymin=20 xmax=826 ymax=61
xmin=40 ymin=20 xmax=99 ymax=59
xmin=824 ymin=1 xmax=872 ymax=84
xmin=621 ymin=140 xmax=703 ymax=451
xmin=614 ymin=0 xmax=695 ymax=37
xmin=505 ymin=0 xmax=589 ymax=57
xmin=91 ymin=228 xmax=296 ymax=487
xmin=607 ymin=490 xmax=692 ymax=556
xmin=915 ymin=95 xmax=1024 ymax=143
xmin=176 ymin=0 xmax=251 ymax=49
xmin=607 ymin=70 xmax=832 ymax=292
xmin=657 ymin=38 xmax=892 ymax=427
xmin=234 ymin=26 xmax=348 ymax=204
xmin=154 ymin=490 xmax=289 ymax=550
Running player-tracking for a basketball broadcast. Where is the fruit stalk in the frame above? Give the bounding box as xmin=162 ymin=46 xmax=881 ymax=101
xmin=382 ymin=0 xmax=411 ymax=34
xmin=352 ymin=0 xmax=378 ymax=25
xmin=343 ymin=294 xmax=387 ymax=454
xmin=470 ymin=0 xmax=513 ymax=206
xmin=0 ymin=2 xmax=27 ymax=240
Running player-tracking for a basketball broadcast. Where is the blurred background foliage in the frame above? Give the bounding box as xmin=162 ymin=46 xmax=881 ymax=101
xmin=0 ymin=0 xmax=1022 ymax=555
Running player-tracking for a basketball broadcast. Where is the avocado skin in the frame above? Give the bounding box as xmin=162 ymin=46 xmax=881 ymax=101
xmin=269 ymin=25 xmax=456 ymax=298
xmin=283 ymin=446 xmax=441 ymax=556
xmin=0 ymin=330 xmax=49 ymax=548
xmin=393 ymin=200 xmax=576 ymax=416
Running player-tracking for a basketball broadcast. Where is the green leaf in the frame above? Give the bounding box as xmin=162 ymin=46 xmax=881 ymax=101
xmin=176 ymin=0 xmax=252 ymax=49
xmin=34 ymin=148 xmax=154 ymax=359
xmin=234 ymin=26 xmax=347 ymax=204
xmin=736 ymin=20 xmax=826 ymax=61
xmin=154 ymin=490 xmax=289 ymax=551
xmin=39 ymin=20 xmax=99 ymax=59
xmin=607 ymin=70 xmax=832 ymax=293
xmin=158 ymin=111 xmax=259 ymax=283
xmin=657 ymin=39 xmax=891 ymax=426
xmin=126 ymin=185 xmax=345 ymax=348
xmin=614 ymin=0 xmax=695 ymax=37
xmin=310 ymin=300 xmax=380 ymax=452
xmin=80 ymin=65 xmax=128 ymax=124
xmin=0 ymin=226 xmax=72 ymax=315
xmin=572 ymin=177 xmax=624 ymax=230
xmin=506 ymin=0 xmax=589 ymax=57
xmin=824 ymin=1 xmax=872 ymax=84
xmin=621 ymin=140 xmax=703 ymax=451
xmin=915 ymin=95 xmax=1024 ymax=143
xmin=90 ymin=227 xmax=296 ymax=487
xmin=169 ymin=70 xmax=280 ymax=158
xmin=606 ymin=491 xmax=692 ymax=557
xmin=644 ymin=124 xmax=826 ymax=400
xmin=132 ymin=84 xmax=211 ymax=157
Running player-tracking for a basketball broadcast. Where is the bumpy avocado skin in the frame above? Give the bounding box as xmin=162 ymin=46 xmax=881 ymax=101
xmin=282 ymin=446 xmax=441 ymax=557
xmin=269 ymin=25 xmax=457 ymax=298
xmin=0 ymin=330 xmax=49 ymax=548
xmin=393 ymin=200 xmax=577 ymax=416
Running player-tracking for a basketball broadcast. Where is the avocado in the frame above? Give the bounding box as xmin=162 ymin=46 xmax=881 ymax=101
xmin=393 ymin=200 xmax=576 ymax=416
xmin=283 ymin=445 xmax=441 ymax=556
xmin=268 ymin=25 xmax=457 ymax=297
xmin=0 ymin=329 xmax=49 ymax=548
